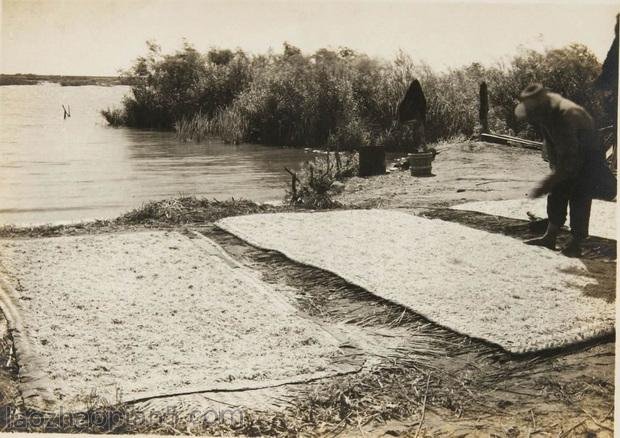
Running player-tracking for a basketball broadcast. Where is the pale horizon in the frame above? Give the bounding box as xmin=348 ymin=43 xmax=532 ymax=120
xmin=1 ymin=0 xmax=618 ymax=76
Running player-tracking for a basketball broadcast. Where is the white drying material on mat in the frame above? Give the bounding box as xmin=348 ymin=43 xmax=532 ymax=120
xmin=452 ymin=198 xmax=616 ymax=240
xmin=0 ymin=231 xmax=350 ymax=412
xmin=217 ymin=210 xmax=615 ymax=354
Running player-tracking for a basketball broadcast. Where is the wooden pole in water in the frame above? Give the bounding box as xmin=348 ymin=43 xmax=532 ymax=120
xmin=479 ymin=82 xmax=489 ymax=136
xmin=62 ymin=104 xmax=71 ymax=119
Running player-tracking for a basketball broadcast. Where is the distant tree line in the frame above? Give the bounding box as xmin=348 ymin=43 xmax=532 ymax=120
xmin=102 ymin=40 xmax=610 ymax=148
xmin=1 ymin=74 xmax=131 ymax=87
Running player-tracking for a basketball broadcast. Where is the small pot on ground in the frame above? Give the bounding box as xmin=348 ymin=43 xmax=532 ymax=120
xmin=408 ymin=150 xmax=436 ymax=177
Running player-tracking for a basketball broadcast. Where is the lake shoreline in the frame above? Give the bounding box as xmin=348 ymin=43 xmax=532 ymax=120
xmin=0 ymin=139 xmax=601 ymax=234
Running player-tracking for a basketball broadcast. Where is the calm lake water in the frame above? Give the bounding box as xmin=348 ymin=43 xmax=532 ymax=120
xmin=0 ymin=84 xmax=312 ymax=225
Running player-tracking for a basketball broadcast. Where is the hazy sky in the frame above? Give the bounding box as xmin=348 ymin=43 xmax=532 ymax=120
xmin=1 ymin=0 xmax=618 ymax=76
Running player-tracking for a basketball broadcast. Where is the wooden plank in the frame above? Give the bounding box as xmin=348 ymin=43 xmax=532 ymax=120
xmin=495 ymin=133 xmax=542 ymax=145
xmin=480 ymin=133 xmax=542 ymax=150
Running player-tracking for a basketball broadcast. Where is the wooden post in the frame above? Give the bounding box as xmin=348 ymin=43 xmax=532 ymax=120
xmin=479 ymin=82 xmax=489 ymax=135
xmin=284 ymin=167 xmax=298 ymax=201
xmin=334 ymin=143 xmax=342 ymax=177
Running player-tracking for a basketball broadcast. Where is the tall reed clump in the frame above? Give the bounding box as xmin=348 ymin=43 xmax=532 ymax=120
xmin=326 ymin=117 xmax=373 ymax=151
xmin=107 ymin=41 xmax=607 ymax=146
xmin=101 ymin=108 xmax=126 ymax=127
xmin=175 ymin=112 xmax=213 ymax=143
xmin=175 ymin=106 xmax=249 ymax=144
xmin=208 ymin=106 xmax=249 ymax=144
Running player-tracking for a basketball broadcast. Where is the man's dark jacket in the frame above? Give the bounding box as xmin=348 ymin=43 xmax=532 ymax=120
xmin=537 ymin=93 xmax=616 ymax=200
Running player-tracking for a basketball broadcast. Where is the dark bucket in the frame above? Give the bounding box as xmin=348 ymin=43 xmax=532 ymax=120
xmin=409 ymin=151 xmax=435 ymax=177
xmin=358 ymin=147 xmax=386 ymax=177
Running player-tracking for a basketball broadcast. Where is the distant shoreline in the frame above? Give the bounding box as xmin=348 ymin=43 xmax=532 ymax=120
xmin=0 ymin=73 xmax=133 ymax=87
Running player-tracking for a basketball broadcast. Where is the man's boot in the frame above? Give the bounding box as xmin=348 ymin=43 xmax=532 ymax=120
xmin=561 ymin=237 xmax=583 ymax=258
xmin=524 ymin=222 xmax=559 ymax=250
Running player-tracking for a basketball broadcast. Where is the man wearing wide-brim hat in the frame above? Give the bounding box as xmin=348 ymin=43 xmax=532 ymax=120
xmin=515 ymin=83 xmax=616 ymax=257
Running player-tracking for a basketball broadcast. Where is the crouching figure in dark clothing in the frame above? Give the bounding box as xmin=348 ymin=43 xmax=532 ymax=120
xmin=515 ymin=84 xmax=616 ymax=257
xmin=397 ymin=79 xmax=427 ymax=152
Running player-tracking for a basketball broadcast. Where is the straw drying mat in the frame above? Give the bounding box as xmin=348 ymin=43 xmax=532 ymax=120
xmin=452 ymin=198 xmax=616 ymax=240
xmin=217 ymin=210 xmax=615 ymax=355
xmin=0 ymin=231 xmax=358 ymax=413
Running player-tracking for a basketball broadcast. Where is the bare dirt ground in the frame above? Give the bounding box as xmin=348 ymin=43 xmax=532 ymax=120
xmin=336 ymin=141 xmax=548 ymax=210
xmin=0 ymin=141 xmax=613 ymax=436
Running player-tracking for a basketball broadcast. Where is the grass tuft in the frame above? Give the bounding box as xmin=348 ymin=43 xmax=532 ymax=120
xmin=117 ymin=197 xmax=292 ymax=225
xmin=0 ymin=197 xmax=298 ymax=239
xmin=286 ymin=153 xmax=358 ymax=209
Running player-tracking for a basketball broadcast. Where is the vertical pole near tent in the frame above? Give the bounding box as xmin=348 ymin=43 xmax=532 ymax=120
xmin=614 ymin=13 xmax=619 ymax=170
xmin=479 ymin=82 xmax=489 ymax=136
